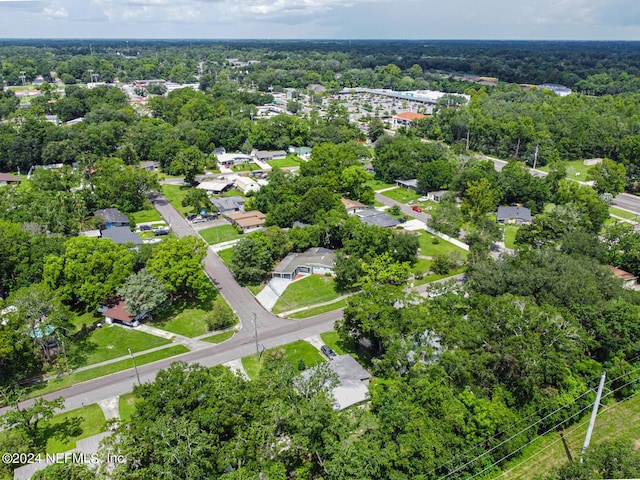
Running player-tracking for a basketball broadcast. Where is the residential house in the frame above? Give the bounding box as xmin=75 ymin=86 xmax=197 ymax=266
xmin=496 ymin=206 xmax=533 ymax=225
xmin=289 ymin=146 xmax=312 ymax=160
xmin=210 ymin=196 xmax=245 ymax=214
xmin=101 ymin=300 xmax=149 ymax=327
xmin=301 ymin=354 xmax=371 ymax=411
xmin=0 ymin=173 xmax=21 ymax=186
xmin=395 ymin=178 xmax=419 ymax=191
xmin=94 ymin=208 xmax=130 ymax=229
xmin=608 ymin=266 xmax=637 ymax=290
xmin=341 ymin=197 xmax=367 ymax=214
xmin=225 ymin=210 xmax=266 ymax=232
xmin=427 ymin=190 xmax=451 ymax=202
xmin=355 ymin=209 xmax=400 ymax=228
xmin=272 ymin=247 xmax=336 ymax=279
xmin=197 ymin=180 xmax=234 ymax=195
xmin=254 ymin=150 xmax=287 ymax=162
xmin=234 ymin=176 xmax=261 ymax=194
xmin=100 ymin=226 xmax=143 ymax=246
xmin=138 ymin=161 xmax=160 ymax=171
xmin=392 ymin=111 xmax=427 ymax=129
xmin=216 ymin=152 xmax=253 ymax=168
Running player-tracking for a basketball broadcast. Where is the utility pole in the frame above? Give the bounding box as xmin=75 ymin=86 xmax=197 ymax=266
xmin=252 ymin=312 xmax=259 ymax=361
xmin=580 ymin=372 xmax=606 ymax=462
xmin=19 ymin=71 xmax=26 ymax=90
xmin=128 ymin=348 xmax=141 ymax=385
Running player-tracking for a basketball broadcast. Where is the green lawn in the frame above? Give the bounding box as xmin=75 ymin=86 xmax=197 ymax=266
xmin=160 ymin=184 xmax=193 ymax=216
xmin=538 ymin=159 xmax=594 ymax=180
xmin=366 ymin=178 xmax=395 ymax=191
xmin=200 ymin=224 xmax=243 ymax=245
xmin=152 ymin=291 xmax=236 ymax=337
xmin=241 ymin=340 xmax=326 ymax=379
xmin=288 ymin=298 xmax=348 ymax=319
xmin=609 ymin=206 xmax=638 ymax=221
xmin=502 ymin=393 xmax=640 ymax=479
xmin=418 ymin=231 xmax=468 ymax=258
xmin=24 ymin=345 xmax=189 ymax=400
xmin=272 ymin=276 xmax=341 ymax=314
xmin=503 ymin=225 xmax=519 ymax=249
xmin=269 ymin=156 xmax=300 ymax=168
xmin=381 ymin=187 xmax=421 ymax=204
xmin=231 ymin=162 xmax=261 ymax=172
xmin=69 ymin=311 xmax=101 ymax=332
xmin=43 ymin=404 xmax=106 ymax=454
xmin=247 ymin=283 xmax=266 ymax=296
xmin=128 ymin=200 xmax=163 ymax=224
xmin=68 ymin=325 xmax=171 ymax=369
xmin=217 ymin=247 xmax=234 ymax=265
xmin=118 ymin=392 xmax=138 ymax=423
xmin=222 ymin=189 xmax=245 ymax=198
xmin=201 ymin=331 xmax=235 ymax=344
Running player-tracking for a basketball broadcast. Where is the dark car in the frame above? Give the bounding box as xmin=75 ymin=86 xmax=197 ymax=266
xmin=153 ymin=228 xmax=170 ymax=236
xmin=187 ymin=214 xmax=197 ymax=221
xmin=202 ymin=213 xmax=218 ymax=220
xmin=321 ymin=345 xmax=337 ymax=360
xmin=139 ymin=224 xmax=153 ymax=231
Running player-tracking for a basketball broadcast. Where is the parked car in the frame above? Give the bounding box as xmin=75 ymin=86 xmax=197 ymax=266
xmin=192 ymin=217 xmax=206 ymax=224
xmin=153 ymin=228 xmax=170 ymax=236
xmin=139 ymin=224 xmax=153 ymax=231
xmin=202 ymin=213 xmax=218 ymax=220
xmin=412 ymin=205 xmax=423 ymax=213
xmin=321 ymin=345 xmax=337 ymax=360
xmin=187 ymin=214 xmax=197 ymax=221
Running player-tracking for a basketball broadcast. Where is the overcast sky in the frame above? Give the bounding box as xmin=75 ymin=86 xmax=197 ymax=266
xmin=1 ymin=0 xmax=640 ymax=39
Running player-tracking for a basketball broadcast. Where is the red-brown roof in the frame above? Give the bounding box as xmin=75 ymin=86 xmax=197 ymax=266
xmin=102 ymin=301 xmax=135 ymax=323
xmin=608 ymin=265 xmax=637 ymax=281
xmin=395 ymin=112 xmax=427 ymax=121
xmin=0 ymin=173 xmax=20 ymax=182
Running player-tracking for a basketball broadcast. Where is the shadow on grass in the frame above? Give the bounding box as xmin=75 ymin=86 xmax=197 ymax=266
xmin=39 ymin=416 xmax=83 ymax=449
xmin=151 ymin=286 xmax=218 ymax=328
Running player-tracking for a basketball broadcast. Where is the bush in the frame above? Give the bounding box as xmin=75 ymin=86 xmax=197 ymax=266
xmin=431 ymin=236 xmax=440 ymax=244
xmin=205 ymin=301 xmax=236 ymax=331
xmin=432 ymin=253 xmax=452 ymax=275
xmin=297 ymin=358 xmax=306 ymax=371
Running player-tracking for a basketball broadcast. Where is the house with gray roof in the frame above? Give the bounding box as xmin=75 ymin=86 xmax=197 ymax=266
xmin=355 ymin=209 xmax=400 ymax=228
xmin=94 ymin=208 xmax=130 ymax=228
xmin=272 ymin=247 xmax=336 ymax=279
xmin=210 ymin=196 xmax=245 ymax=214
xmin=100 ymin=226 xmax=142 ymax=246
xmin=496 ymin=206 xmax=533 ymax=225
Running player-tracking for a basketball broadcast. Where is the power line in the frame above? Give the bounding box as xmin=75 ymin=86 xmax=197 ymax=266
xmin=465 ymin=374 xmax=640 ymax=480
xmin=504 ymin=385 xmax=640 ymax=480
xmin=438 ymin=367 xmax=640 ymax=480
xmin=430 ymin=383 xmax=595 ymax=477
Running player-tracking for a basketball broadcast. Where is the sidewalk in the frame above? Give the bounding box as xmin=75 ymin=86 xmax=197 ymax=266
xmin=277 ymin=293 xmax=354 ymax=317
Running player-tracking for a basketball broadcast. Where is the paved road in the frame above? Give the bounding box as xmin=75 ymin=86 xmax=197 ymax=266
xmin=1 ymin=195 xmax=341 ymax=416
xmin=481 ymin=153 xmax=640 ymax=215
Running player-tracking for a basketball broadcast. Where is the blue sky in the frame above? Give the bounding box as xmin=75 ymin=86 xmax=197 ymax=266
xmin=1 ymin=0 xmax=639 ymax=39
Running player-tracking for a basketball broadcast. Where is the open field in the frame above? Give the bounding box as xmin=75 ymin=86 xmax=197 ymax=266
xmin=503 ymin=225 xmax=519 ymax=249
xmin=269 ymin=157 xmax=300 ymax=168
xmin=380 ymin=187 xmax=421 ymax=204
xmin=287 ymin=298 xmax=348 ymax=319
xmin=199 ymin=224 xmax=243 ymax=245
xmin=418 ymin=231 xmax=468 ymax=258
xmin=217 ymin=247 xmax=234 ymax=265
xmin=68 ymin=325 xmax=171 ymax=369
xmin=538 ymin=159 xmax=594 ymax=180
xmin=241 ymin=340 xmax=326 ymax=379
xmin=118 ymin=392 xmax=138 ymax=423
xmin=43 ymin=404 xmax=106 ymax=454
xmin=272 ymin=276 xmax=340 ymax=314
xmin=128 ymin=200 xmax=163 ymax=223
xmin=152 ymin=290 xmax=236 ymax=337
xmin=160 ymin=184 xmax=192 ymax=216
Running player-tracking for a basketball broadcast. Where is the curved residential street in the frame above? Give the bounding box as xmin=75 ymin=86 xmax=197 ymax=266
xmin=1 ymin=193 xmax=342 ymax=416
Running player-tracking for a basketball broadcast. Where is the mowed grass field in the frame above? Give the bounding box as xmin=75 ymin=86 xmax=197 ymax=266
xmin=272 ymin=276 xmax=341 ymax=314
xmin=241 ymin=340 xmax=326 ymax=379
